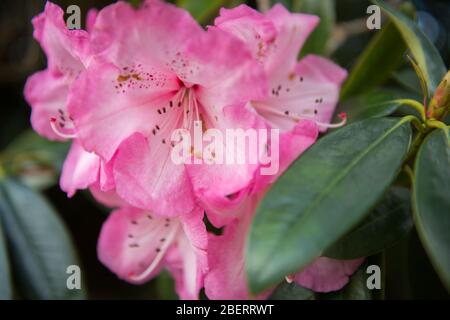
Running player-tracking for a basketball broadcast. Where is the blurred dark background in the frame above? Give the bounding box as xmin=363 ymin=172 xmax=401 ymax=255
xmin=0 ymin=0 xmax=448 ymax=299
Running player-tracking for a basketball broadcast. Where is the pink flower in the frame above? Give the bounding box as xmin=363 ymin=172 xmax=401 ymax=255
xmin=23 ymin=2 xmax=109 ymax=197
xmin=204 ymin=191 xmax=363 ymax=299
xmin=97 ymin=204 xmax=208 ymax=300
xmin=24 ymin=2 xmax=89 ymax=141
xmin=205 ymin=4 xmax=348 ymax=226
xmin=67 ymin=0 xmax=267 ymax=217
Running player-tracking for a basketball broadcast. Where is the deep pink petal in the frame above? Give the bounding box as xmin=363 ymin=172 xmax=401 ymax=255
xmin=252 ymin=119 xmax=319 ymax=193
xmin=113 ymin=133 xmax=196 ymax=216
xmin=60 ymin=140 xmax=100 ymax=197
xmin=294 ymin=257 xmax=364 ymax=292
xmin=215 ymin=4 xmax=318 ymax=79
xmin=186 ymin=104 xmax=266 ymax=216
xmin=68 ymin=60 xmax=179 ymax=161
xmin=24 ymin=70 xmax=68 ymax=141
xmin=186 ymin=27 xmax=267 ymax=106
xmin=90 ymin=0 xmax=202 ymax=61
xmin=204 ymin=193 xmax=270 ymax=300
xmin=164 ymin=208 xmax=208 ymax=300
xmin=89 ymin=186 xmax=127 ymax=208
xmin=32 ymin=1 xmax=89 ymax=75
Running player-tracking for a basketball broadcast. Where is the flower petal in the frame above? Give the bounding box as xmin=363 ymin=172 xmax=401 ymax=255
xmin=68 ymin=60 xmax=179 ymax=161
xmin=253 ymin=55 xmax=347 ymax=132
xmin=164 ymin=208 xmax=208 ymax=300
xmin=294 ymin=257 xmax=364 ymax=292
xmin=97 ymin=207 xmax=180 ymax=284
xmin=32 ymin=1 xmax=89 ymax=76
xmin=24 ymin=70 xmax=69 ymax=140
xmin=204 ymin=193 xmax=270 ymax=299
xmin=60 ymin=140 xmax=100 ymax=197
xmin=113 ymin=133 xmax=196 ymax=216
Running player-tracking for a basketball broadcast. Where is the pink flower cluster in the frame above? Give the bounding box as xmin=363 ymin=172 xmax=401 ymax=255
xmin=25 ymin=0 xmax=362 ymax=299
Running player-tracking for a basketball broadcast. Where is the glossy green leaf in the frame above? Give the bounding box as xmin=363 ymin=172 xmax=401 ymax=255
xmin=325 ymin=187 xmax=413 ymax=259
xmin=335 ymin=91 xmax=401 ymax=123
xmin=0 ymin=219 xmax=12 ymax=300
xmin=269 ymin=281 xmax=313 ymax=300
xmin=316 ymin=267 xmax=372 ymax=300
xmin=293 ymin=0 xmax=335 ymax=56
xmin=373 ymin=0 xmax=446 ymax=95
xmin=340 ymin=19 xmax=407 ymax=100
xmin=393 ymin=69 xmax=422 ymax=95
xmin=0 ymin=178 xmax=85 ymax=299
xmin=247 ymin=117 xmax=412 ymax=294
xmin=412 ymin=129 xmax=450 ymax=291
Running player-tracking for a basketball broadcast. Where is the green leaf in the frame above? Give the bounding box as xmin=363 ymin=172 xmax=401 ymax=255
xmin=373 ymin=0 xmax=446 ymax=95
xmin=293 ymin=0 xmax=335 ymax=56
xmin=340 ymin=19 xmax=407 ymax=100
xmin=2 ymin=130 xmax=69 ymax=189
xmin=0 ymin=178 xmax=85 ymax=299
xmin=325 ymin=187 xmax=413 ymax=259
xmin=247 ymin=117 xmax=412 ymax=294
xmin=0 ymin=219 xmax=12 ymax=300
xmin=269 ymin=281 xmax=313 ymax=300
xmin=393 ymin=69 xmax=422 ymax=95
xmin=412 ymin=129 xmax=450 ymax=292
xmin=335 ymin=91 xmax=402 ymax=123
xmin=156 ymin=271 xmax=178 ymax=300
xmin=316 ymin=267 xmax=372 ymax=300
xmin=128 ymin=0 xmax=143 ymax=8
xmin=177 ymin=0 xmax=231 ymax=24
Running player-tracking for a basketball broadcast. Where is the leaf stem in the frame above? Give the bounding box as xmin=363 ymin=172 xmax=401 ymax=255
xmin=426 ymin=119 xmax=450 ymax=142
xmin=394 ymin=99 xmax=427 ymax=121
xmin=403 ymin=164 xmax=415 ymax=184
xmin=403 ymin=121 xmax=428 ymax=164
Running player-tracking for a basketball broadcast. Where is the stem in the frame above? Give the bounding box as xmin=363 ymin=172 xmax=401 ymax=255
xmin=403 ymin=165 xmax=415 ymax=184
xmin=394 ymin=99 xmax=427 ymax=121
xmin=426 ymin=119 xmax=449 ymax=137
xmin=403 ymin=126 xmax=428 ymax=164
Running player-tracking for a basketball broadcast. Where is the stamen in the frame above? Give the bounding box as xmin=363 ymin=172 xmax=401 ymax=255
xmin=285 ymin=275 xmax=295 ymax=284
xmin=50 ymin=117 xmax=77 ymax=139
xmin=314 ymin=112 xmax=347 ymax=129
xmin=253 ymin=104 xmax=347 ymax=129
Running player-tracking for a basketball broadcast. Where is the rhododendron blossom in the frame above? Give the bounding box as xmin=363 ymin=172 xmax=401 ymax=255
xmin=23 ymin=2 xmax=111 ymax=197
xmin=215 ymin=4 xmax=348 ymax=190
xmin=98 ymin=204 xmax=208 ymax=300
xmin=23 ymin=0 xmax=358 ymax=301
xmin=67 ymin=0 xmax=268 ymax=217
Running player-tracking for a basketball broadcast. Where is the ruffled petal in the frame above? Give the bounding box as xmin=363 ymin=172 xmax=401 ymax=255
xmin=89 ymin=186 xmax=126 ymax=208
xmin=253 ymin=55 xmax=347 ymax=132
xmin=32 ymin=1 xmax=89 ymax=76
xmin=97 ymin=207 xmax=180 ymax=284
xmin=215 ymin=4 xmax=318 ymax=79
xmin=113 ymin=133 xmax=196 ymax=216
xmin=204 ymin=193 xmax=269 ymax=299
xmin=252 ymin=119 xmax=319 ymax=193
xmin=186 ymin=104 xmax=267 ymax=216
xmin=294 ymin=257 xmax=364 ymax=292
xmin=164 ymin=208 xmax=208 ymax=300
xmin=60 ymin=140 xmax=100 ymax=197
xmin=24 ymin=70 xmax=69 ymax=141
